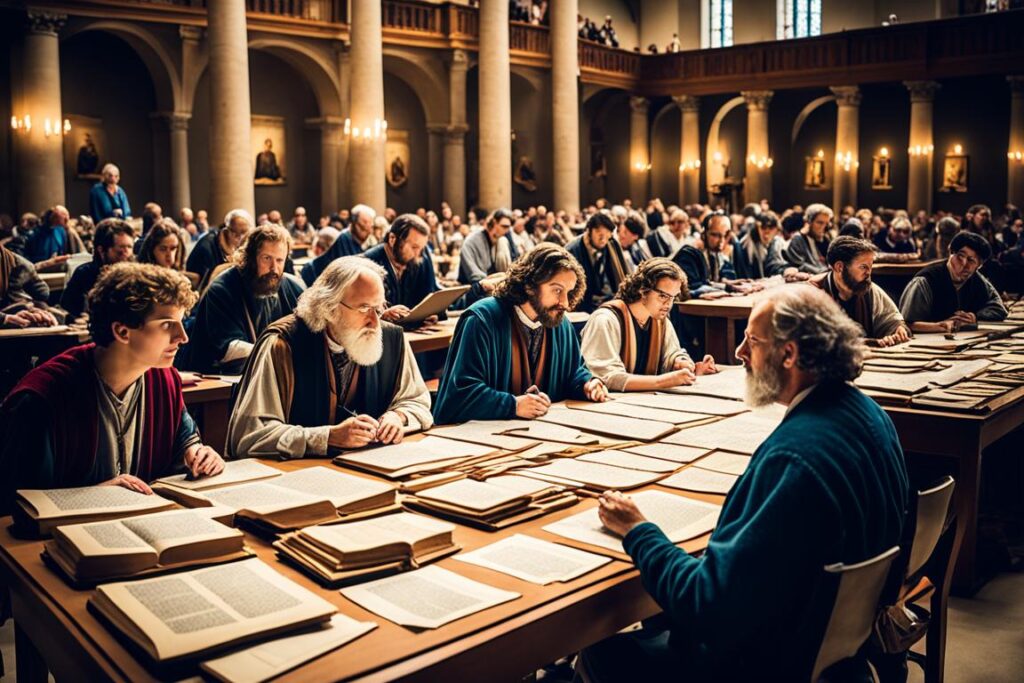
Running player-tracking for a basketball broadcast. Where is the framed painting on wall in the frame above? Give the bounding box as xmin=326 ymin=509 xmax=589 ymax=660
xmin=63 ymin=115 xmax=106 ymax=180
xmin=804 ymin=155 xmax=827 ymax=189
xmin=385 ymin=130 xmax=409 ymax=189
xmin=252 ymin=115 xmax=286 ymax=186
xmin=871 ymin=156 xmax=892 ymax=189
xmin=940 ymin=154 xmax=968 ymax=193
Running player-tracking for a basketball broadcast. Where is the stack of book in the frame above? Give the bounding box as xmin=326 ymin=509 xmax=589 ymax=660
xmin=403 ymin=475 xmax=577 ymax=530
xmin=334 ymin=436 xmax=499 ymax=479
xmin=13 ymin=486 xmax=177 ymax=538
xmin=274 ymin=512 xmax=458 ymax=585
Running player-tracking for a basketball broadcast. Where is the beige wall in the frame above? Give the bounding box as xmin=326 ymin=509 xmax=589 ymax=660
xmin=734 ymin=0 xmax=778 ymax=45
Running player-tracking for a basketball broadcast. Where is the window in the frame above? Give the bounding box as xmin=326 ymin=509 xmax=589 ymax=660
xmin=777 ymin=0 xmax=822 ymax=39
xmin=709 ymin=0 xmax=733 ymax=48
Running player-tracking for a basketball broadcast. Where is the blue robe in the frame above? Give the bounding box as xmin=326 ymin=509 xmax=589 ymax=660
xmin=302 ymin=229 xmax=364 ymax=286
xmin=89 ymin=183 xmax=132 ymax=224
xmin=433 ymin=297 xmax=592 ymax=424
xmin=23 ymin=225 xmax=70 ymax=263
xmin=362 ymin=244 xmax=443 ymax=318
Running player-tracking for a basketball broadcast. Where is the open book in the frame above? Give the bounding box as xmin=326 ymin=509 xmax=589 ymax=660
xmin=403 ymin=475 xmax=578 ymax=530
xmin=14 ymin=485 xmax=176 ymax=538
xmin=45 ymin=509 xmax=248 ymax=584
xmin=156 ymin=467 xmax=397 ymax=532
xmin=88 ymin=559 xmax=336 ymax=663
xmin=274 ymin=512 xmax=459 ymax=585
xmin=151 ymin=459 xmax=283 ymax=494
xmin=334 ymin=436 xmax=498 ymax=479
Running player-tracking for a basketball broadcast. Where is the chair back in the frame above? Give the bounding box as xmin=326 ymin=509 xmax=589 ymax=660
xmin=812 ymin=546 xmax=900 ymax=682
xmin=907 ymin=476 xmax=955 ymax=578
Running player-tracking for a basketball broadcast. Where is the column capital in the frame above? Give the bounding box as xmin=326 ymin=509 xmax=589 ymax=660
xmin=26 ymin=9 xmax=66 ymax=36
xmin=672 ymin=95 xmax=700 ymax=113
xmin=449 ymin=48 xmax=469 ymax=71
xmin=904 ymin=80 xmax=941 ymax=102
xmin=741 ymin=90 xmax=773 ymax=111
xmin=1008 ymin=75 xmax=1024 ymax=94
xmin=629 ymin=96 xmax=649 ymax=114
xmin=444 ymin=124 xmax=469 ymax=142
xmin=179 ymin=25 xmax=203 ymax=43
xmin=150 ymin=111 xmax=192 ymax=131
xmin=426 ymin=122 xmax=449 ymax=135
xmin=830 ymin=86 xmax=862 ymax=107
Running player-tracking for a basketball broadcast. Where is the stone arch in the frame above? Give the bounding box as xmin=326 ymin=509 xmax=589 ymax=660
xmin=61 ymin=21 xmax=180 ymax=112
xmin=791 ymin=95 xmax=837 ymax=144
xmin=246 ymin=38 xmax=342 ymax=117
xmin=651 ymin=101 xmax=682 ymax=203
xmin=705 ymin=96 xmax=745 ymax=189
xmin=382 ymin=48 xmax=447 ymax=125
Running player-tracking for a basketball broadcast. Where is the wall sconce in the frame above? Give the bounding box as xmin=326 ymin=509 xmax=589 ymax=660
xmin=633 ymin=161 xmax=651 ymax=172
xmin=1009 ymin=150 xmax=1024 ymax=162
xmin=835 ymin=150 xmax=859 ymax=172
xmin=678 ymin=159 xmax=701 ymax=172
xmin=950 ymin=143 xmax=963 ymax=155
xmin=11 ymin=115 xmax=70 ymax=138
xmin=747 ymin=154 xmax=773 ymax=169
xmin=878 ymin=147 xmax=889 ymax=158
xmin=907 ymin=144 xmax=933 ymax=156
xmin=817 ymin=149 xmax=825 ymax=159
xmin=343 ymin=117 xmax=387 ymax=140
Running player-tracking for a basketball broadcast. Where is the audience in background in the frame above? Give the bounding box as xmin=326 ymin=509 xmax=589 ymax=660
xmin=89 ymin=163 xmax=132 ymax=224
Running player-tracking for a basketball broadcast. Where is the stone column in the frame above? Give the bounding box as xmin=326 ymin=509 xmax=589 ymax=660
xmin=550 ymin=0 xmax=580 ymax=214
xmin=742 ymin=90 xmax=773 ymax=205
xmin=674 ymin=95 xmax=701 ymax=205
xmin=151 ymin=112 xmax=192 ymax=215
xmin=15 ymin=10 xmax=67 ymax=213
xmin=444 ymin=49 xmax=469 ymax=216
xmin=427 ymin=123 xmax=446 ymax=211
xmin=831 ymin=86 xmax=861 ymax=213
xmin=905 ymin=81 xmax=940 ymax=215
xmin=308 ymin=117 xmax=344 ymax=217
xmin=629 ymin=96 xmax=650 ymax=205
xmin=478 ymin=0 xmax=512 ymax=210
xmin=1008 ymin=76 xmax=1024 ymax=207
xmin=348 ymin=0 xmax=386 ymax=212
xmin=336 ymin=45 xmax=351 ymax=211
xmin=207 ymin=0 xmax=254 ymax=220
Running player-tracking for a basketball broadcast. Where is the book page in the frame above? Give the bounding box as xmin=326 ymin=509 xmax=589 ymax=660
xmin=416 ymin=479 xmax=530 ymax=512
xmin=667 ymin=367 xmax=747 ymax=401
xmin=660 ymin=467 xmax=739 ymax=495
xmin=95 ymin=559 xmax=336 ymax=661
xmin=302 ymin=513 xmax=453 ymax=553
xmin=153 ymin=460 xmax=282 ymax=491
xmin=621 ymin=442 xmax=710 ymax=463
xmin=485 ymin=475 xmax=560 ymax=496
xmin=122 ymin=510 xmax=242 ymax=554
xmin=692 ymin=451 xmax=751 ymax=476
xmin=20 ymin=486 xmax=171 ymax=519
xmin=454 ymin=534 xmax=611 ymax=585
xmin=536 ymin=405 xmax=674 ymax=442
xmin=201 ymin=613 xmax=377 ymax=683
xmin=203 ymin=482 xmax=325 ymax=514
xmin=854 ymin=371 xmax=934 ymax=394
xmin=338 ymin=436 xmax=494 ymax=472
xmin=664 ymin=411 xmax=782 ymax=454
xmin=577 ymin=450 xmax=681 ymax=473
xmin=428 ymin=421 xmax=541 ymax=451
xmin=271 ymin=467 xmax=395 ymax=508
xmin=526 ymin=459 xmax=664 ymax=490
xmin=614 ymin=392 xmax=749 ymax=416
xmin=543 ymin=490 xmax=721 ymax=554
xmin=571 ymin=400 xmax=710 ymax=426
xmin=56 ymin=519 xmax=152 ymax=557
xmin=339 ymin=565 xmax=520 ymax=629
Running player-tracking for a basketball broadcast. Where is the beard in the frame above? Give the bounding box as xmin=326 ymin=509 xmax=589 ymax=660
xmin=744 ymin=359 xmax=785 ymax=408
xmin=529 ymin=291 xmax=567 ymax=329
xmin=251 ymin=271 xmax=282 ymax=297
xmin=840 ymin=267 xmax=871 ymax=295
xmin=338 ymin=325 xmax=384 ymax=366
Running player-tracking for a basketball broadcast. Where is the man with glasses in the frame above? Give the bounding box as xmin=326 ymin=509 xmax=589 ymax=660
xmin=872 ymin=216 xmax=921 ymax=262
xmin=227 ymin=257 xmax=431 ymax=459
xmin=434 ymin=243 xmax=607 ymax=424
xmin=581 ymin=258 xmax=717 ymax=392
xmin=187 ymin=208 xmax=254 ymax=290
xmin=301 ymin=204 xmax=376 ymax=286
xmin=186 ymin=224 xmax=305 ymax=374
xmin=61 ymin=217 xmax=136 ymax=320
xmin=0 ymin=263 xmax=224 ymax=513
xmin=457 ymin=208 xmax=519 ymax=305
xmin=672 ymin=214 xmax=749 ymax=298
xmin=363 ymin=213 xmax=444 ymax=326
xmin=567 ymin=212 xmax=630 ymax=313
xmin=899 ymin=231 xmax=1007 ymax=333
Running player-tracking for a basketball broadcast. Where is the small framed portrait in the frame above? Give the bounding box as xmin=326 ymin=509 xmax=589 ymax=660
xmin=385 ymin=130 xmax=410 ymax=189
xmin=871 ymin=156 xmax=893 ymax=190
xmin=251 ymin=115 xmax=286 ymax=186
xmin=63 ymin=115 xmax=106 ymax=180
xmin=804 ymin=156 xmax=827 ymax=189
xmin=940 ymin=154 xmax=968 ymax=193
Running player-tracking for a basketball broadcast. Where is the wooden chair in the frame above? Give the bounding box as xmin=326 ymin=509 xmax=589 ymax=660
xmin=812 ymin=545 xmax=901 ymax=682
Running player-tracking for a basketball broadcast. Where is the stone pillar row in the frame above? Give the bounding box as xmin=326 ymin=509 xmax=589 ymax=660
xmin=831 ymin=86 xmax=861 ymax=213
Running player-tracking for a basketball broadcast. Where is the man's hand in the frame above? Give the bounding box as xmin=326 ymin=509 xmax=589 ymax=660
xmin=671 ymin=357 xmax=695 ymax=372
xmin=598 ymin=491 xmax=647 ymax=537
xmin=381 ymin=305 xmax=411 ymax=322
xmin=37 ymin=253 xmax=71 ymax=271
xmin=584 ymin=377 xmax=608 ymax=402
xmin=694 ymin=354 xmax=719 ymax=375
xmin=184 ymin=444 xmax=225 ymax=478
xmin=100 ymin=474 xmax=153 ymax=495
xmin=328 ymin=414 xmax=381 ymax=448
xmin=876 ymin=326 xmax=912 ymax=348
xmin=953 ymin=310 xmax=977 ymax=325
xmin=3 ymin=308 xmax=57 ymax=328
xmin=375 ymin=411 xmax=405 ymax=445
xmin=783 ymin=267 xmax=810 ymax=283
xmin=515 ymin=386 xmax=551 ymax=419
xmin=661 ymin=368 xmax=696 ymax=388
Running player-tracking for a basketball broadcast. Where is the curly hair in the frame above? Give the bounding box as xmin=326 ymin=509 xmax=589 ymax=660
xmin=234 ymin=223 xmax=292 ymax=276
xmin=137 ymin=218 xmax=186 ymax=270
xmin=494 ymin=242 xmax=587 ymax=310
xmin=88 ymin=262 xmax=198 ymax=346
xmin=767 ymin=286 xmax=864 ymax=383
xmin=617 ymin=257 xmax=688 ymax=303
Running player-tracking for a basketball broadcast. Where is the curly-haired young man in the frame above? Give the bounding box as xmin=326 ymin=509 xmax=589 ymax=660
xmin=0 ymin=263 xmax=224 ymax=514
xmin=433 ymin=243 xmax=608 ymax=424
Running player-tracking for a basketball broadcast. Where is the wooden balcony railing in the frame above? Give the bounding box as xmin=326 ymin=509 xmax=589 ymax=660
xmin=509 ymin=21 xmax=549 ymax=55
xmin=245 ymin=0 xmax=345 ymax=24
xmin=382 ymin=0 xmax=443 ymax=36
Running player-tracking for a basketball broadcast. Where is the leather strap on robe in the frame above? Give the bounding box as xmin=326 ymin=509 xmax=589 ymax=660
xmin=600 ymin=299 xmax=663 ymax=375
xmin=810 ymin=272 xmax=876 ymax=337
xmin=509 ymin=316 xmax=548 ymax=394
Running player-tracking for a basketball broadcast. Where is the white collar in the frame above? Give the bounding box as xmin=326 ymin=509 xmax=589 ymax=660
xmin=326 ymin=333 xmax=346 ymax=355
xmin=785 ymin=382 xmax=818 ymax=417
xmin=514 ymin=305 xmax=542 ymax=330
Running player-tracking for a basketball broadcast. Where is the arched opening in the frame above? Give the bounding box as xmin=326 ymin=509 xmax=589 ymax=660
xmin=383 ymin=71 xmax=428 ymax=213
xmin=582 ymin=88 xmax=631 ymax=206
xmin=510 ymin=68 xmax=551 ymax=210
xmin=650 ymin=100 xmax=681 ymax=205
xmin=705 ymin=96 xmax=746 ymax=193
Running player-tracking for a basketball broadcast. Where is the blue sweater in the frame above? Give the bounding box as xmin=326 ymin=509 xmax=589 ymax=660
xmin=623 ymin=381 xmax=908 ymax=680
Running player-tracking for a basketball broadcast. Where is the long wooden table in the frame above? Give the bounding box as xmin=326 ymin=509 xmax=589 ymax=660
xmin=0 ymin=456 xmax=721 ymax=682
xmin=871 ymin=259 xmax=938 ymax=301
xmin=181 ymin=378 xmax=236 ymax=453
xmin=677 ymin=292 xmax=760 ymax=364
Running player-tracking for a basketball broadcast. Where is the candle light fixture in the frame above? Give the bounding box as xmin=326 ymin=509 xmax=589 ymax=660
xmin=343 ymin=117 xmax=387 ymax=140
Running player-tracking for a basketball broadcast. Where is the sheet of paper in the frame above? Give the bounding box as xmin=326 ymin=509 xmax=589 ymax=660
xmin=854 ymin=371 xmax=935 ymax=395
xmin=203 ymin=482 xmax=324 ymax=512
xmin=570 ymin=401 xmax=710 ymax=426
xmin=427 ymin=421 xmax=541 ymax=451
xmin=536 ymin=405 xmax=675 ymax=442
xmin=500 ymin=420 xmax=600 ymax=444
xmin=200 ymin=614 xmax=377 ymax=683
xmin=339 ymin=437 xmax=494 ymax=472
xmin=692 ymin=451 xmax=751 ymax=476
xmin=453 ymin=534 xmax=611 ymax=585
xmin=667 ymin=367 xmax=747 ymax=401
xmin=525 ymin=458 xmax=665 ymax=490
xmin=621 ymin=442 xmax=710 ymax=464
xmin=615 ymin=392 xmax=749 ymax=416
xmin=153 ymin=460 xmax=282 ymax=491
xmin=577 ymin=450 xmax=681 ymax=473
xmin=339 ymin=565 xmax=520 ymax=629
xmin=659 ymin=467 xmax=739 ymax=495
xmin=664 ymin=411 xmax=782 ymax=455
xmin=543 ymin=490 xmax=720 ymax=554
xmin=272 ymin=467 xmax=395 ymax=508
xmin=416 ymin=479 xmax=532 ymax=512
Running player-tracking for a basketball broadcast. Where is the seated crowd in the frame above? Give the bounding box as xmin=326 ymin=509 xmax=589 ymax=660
xmin=0 ymin=179 xmax=1018 ymax=680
